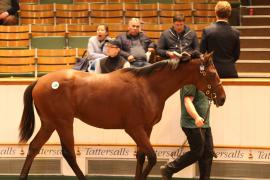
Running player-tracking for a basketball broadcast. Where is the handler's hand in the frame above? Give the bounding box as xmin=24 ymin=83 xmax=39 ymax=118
xmin=148 ymin=48 xmax=155 ymax=52
xmin=128 ymin=55 xmax=135 ymax=62
xmin=166 ymin=51 xmax=175 ymax=58
xmin=0 ymin=12 xmax=9 ymax=20
xmin=195 ymin=117 xmax=204 ymax=128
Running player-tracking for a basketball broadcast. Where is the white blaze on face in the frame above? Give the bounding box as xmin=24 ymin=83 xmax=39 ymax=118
xmin=51 ymin=81 xmax=60 ymax=90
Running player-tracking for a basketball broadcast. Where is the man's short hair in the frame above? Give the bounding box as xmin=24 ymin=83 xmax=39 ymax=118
xmin=215 ymin=1 xmax=232 ymax=19
xmin=173 ymin=14 xmax=185 ymax=23
xmin=128 ymin=18 xmax=141 ymax=26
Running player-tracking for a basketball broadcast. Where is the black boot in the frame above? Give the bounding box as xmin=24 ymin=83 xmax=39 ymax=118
xmin=160 ymin=150 xmax=200 ymax=180
xmin=160 ymin=165 xmax=173 ymax=180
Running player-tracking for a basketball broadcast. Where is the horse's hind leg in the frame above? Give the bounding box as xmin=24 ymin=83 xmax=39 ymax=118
xmin=19 ymin=124 xmax=54 ymax=180
xmin=56 ymin=124 xmax=86 ymax=180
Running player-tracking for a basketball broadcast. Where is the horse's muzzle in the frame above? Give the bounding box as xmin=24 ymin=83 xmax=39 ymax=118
xmin=215 ymin=96 xmax=226 ymax=107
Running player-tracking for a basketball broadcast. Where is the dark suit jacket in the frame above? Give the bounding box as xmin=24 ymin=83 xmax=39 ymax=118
xmin=200 ymin=21 xmax=240 ymax=78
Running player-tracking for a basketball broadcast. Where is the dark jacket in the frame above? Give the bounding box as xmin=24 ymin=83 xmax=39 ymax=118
xmin=116 ymin=32 xmax=156 ymax=60
xmin=157 ymin=25 xmax=199 ymax=58
xmin=9 ymin=0 xmax=19 ymax=15
xmin=200 ymin=21 xmax=240 ymax=78
xmin=100 ymin=55 xmax=127 ymax=73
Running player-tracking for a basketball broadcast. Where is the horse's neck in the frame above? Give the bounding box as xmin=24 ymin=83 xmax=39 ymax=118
xmin=146 ymin=62 xmax=196 ymax=101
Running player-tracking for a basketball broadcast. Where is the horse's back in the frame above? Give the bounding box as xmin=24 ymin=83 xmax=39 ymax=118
xmin=31 ymin=69 xmax=161 ymax=129
xmin=33 ymin=69 xmax=133 ymax=105
xmin=32 ymin=70 xmax=131 ymax=122
xmin=33 ymin=69 xmax=88 ymax=96
xmin=32 ymin=70 xmax=93 ymax=117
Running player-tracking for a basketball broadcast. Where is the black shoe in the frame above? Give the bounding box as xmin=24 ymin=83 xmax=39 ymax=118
xmin=160 ymin=165 xmax=172 ymax=180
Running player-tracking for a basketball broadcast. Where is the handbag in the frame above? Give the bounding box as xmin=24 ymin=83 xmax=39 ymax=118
xmin=73 ymin=57 xmax=90 ymax=72
xmin=73 ymin=50 xmax=91 ymax=72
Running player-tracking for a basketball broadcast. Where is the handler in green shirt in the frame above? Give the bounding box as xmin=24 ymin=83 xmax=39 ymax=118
xmin=161 ymin=84 xmax=214 ymax=180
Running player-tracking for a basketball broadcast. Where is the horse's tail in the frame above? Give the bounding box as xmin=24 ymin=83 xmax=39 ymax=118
xmin=19 ymin=81 xmax=38 ymax=143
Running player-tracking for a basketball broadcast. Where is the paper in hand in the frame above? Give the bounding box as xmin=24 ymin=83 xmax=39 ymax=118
xmin=173 ymin=51 xmax=191 ymax=57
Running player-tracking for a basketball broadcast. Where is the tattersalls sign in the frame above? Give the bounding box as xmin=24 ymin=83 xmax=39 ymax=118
xmin=0 ymin=147 xmax=16 ymax=156
xmin=0 ymin=145 xmax=270 ymax=162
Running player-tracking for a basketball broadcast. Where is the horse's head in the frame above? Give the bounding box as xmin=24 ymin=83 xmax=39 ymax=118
xmin=195 ymin=52 xmax=226 ymax=107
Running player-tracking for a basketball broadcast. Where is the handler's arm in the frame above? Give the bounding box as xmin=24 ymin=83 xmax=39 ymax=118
xmin=184 ymin=96 xmax=204 ymax=128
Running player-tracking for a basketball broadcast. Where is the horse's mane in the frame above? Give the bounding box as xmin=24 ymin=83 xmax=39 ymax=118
xmin=121 ymin=59 xmax=183 ymax=77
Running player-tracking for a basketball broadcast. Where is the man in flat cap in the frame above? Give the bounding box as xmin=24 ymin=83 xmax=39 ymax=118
xmin=94 ymin=40 xmax=130 ymax=73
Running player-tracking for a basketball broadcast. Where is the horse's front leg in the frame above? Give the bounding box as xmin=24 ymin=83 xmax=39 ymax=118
xmin=141 ymin=151 xmax=157 ymax=179
xmin=141 ymin=127 xmax=156 ymax=180
xmin=135 ymin=147 xmax=146 ymax=180
xmin=126 ymin=127 xmax=156 ymax=180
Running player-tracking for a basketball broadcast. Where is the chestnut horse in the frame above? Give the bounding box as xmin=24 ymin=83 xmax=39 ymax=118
xmin=19 ymin=53 xmax=225 ymax=180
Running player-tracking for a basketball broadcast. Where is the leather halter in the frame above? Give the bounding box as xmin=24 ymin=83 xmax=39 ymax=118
xmin=199 ymin=60 xmax=222 ymax=103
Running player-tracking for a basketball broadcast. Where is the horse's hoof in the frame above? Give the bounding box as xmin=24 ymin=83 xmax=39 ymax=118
xmin=19 ymin=176 xmax=27 ymax=180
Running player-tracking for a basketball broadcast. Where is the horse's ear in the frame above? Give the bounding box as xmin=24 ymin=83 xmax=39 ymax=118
xmin=204 ymin=51 xmax=214 ymax=65
xmin=204 ymin=51 xmax=213 ymax=59
xmin=208 ymin=51 xmax=214 ymax=58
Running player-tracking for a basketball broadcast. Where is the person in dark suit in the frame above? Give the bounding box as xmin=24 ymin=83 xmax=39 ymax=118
xmin=200 ymin=1 xmax=240 ymax=78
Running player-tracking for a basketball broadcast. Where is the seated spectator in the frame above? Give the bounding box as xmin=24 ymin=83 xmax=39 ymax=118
xmin=200 ymin=1 xmax=240 ymax=78
xmin=94 ymin=40 xmax=130 ymax=74
xmin=0 ymin=0 xmax=20 ymax=25
xmin=116 ymin=18 xmax=156 ymax=67
xmin=157 ymin=14 xmax=199 ymax=60
xmin=87 ymin=24 xmax=111 ymax=60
